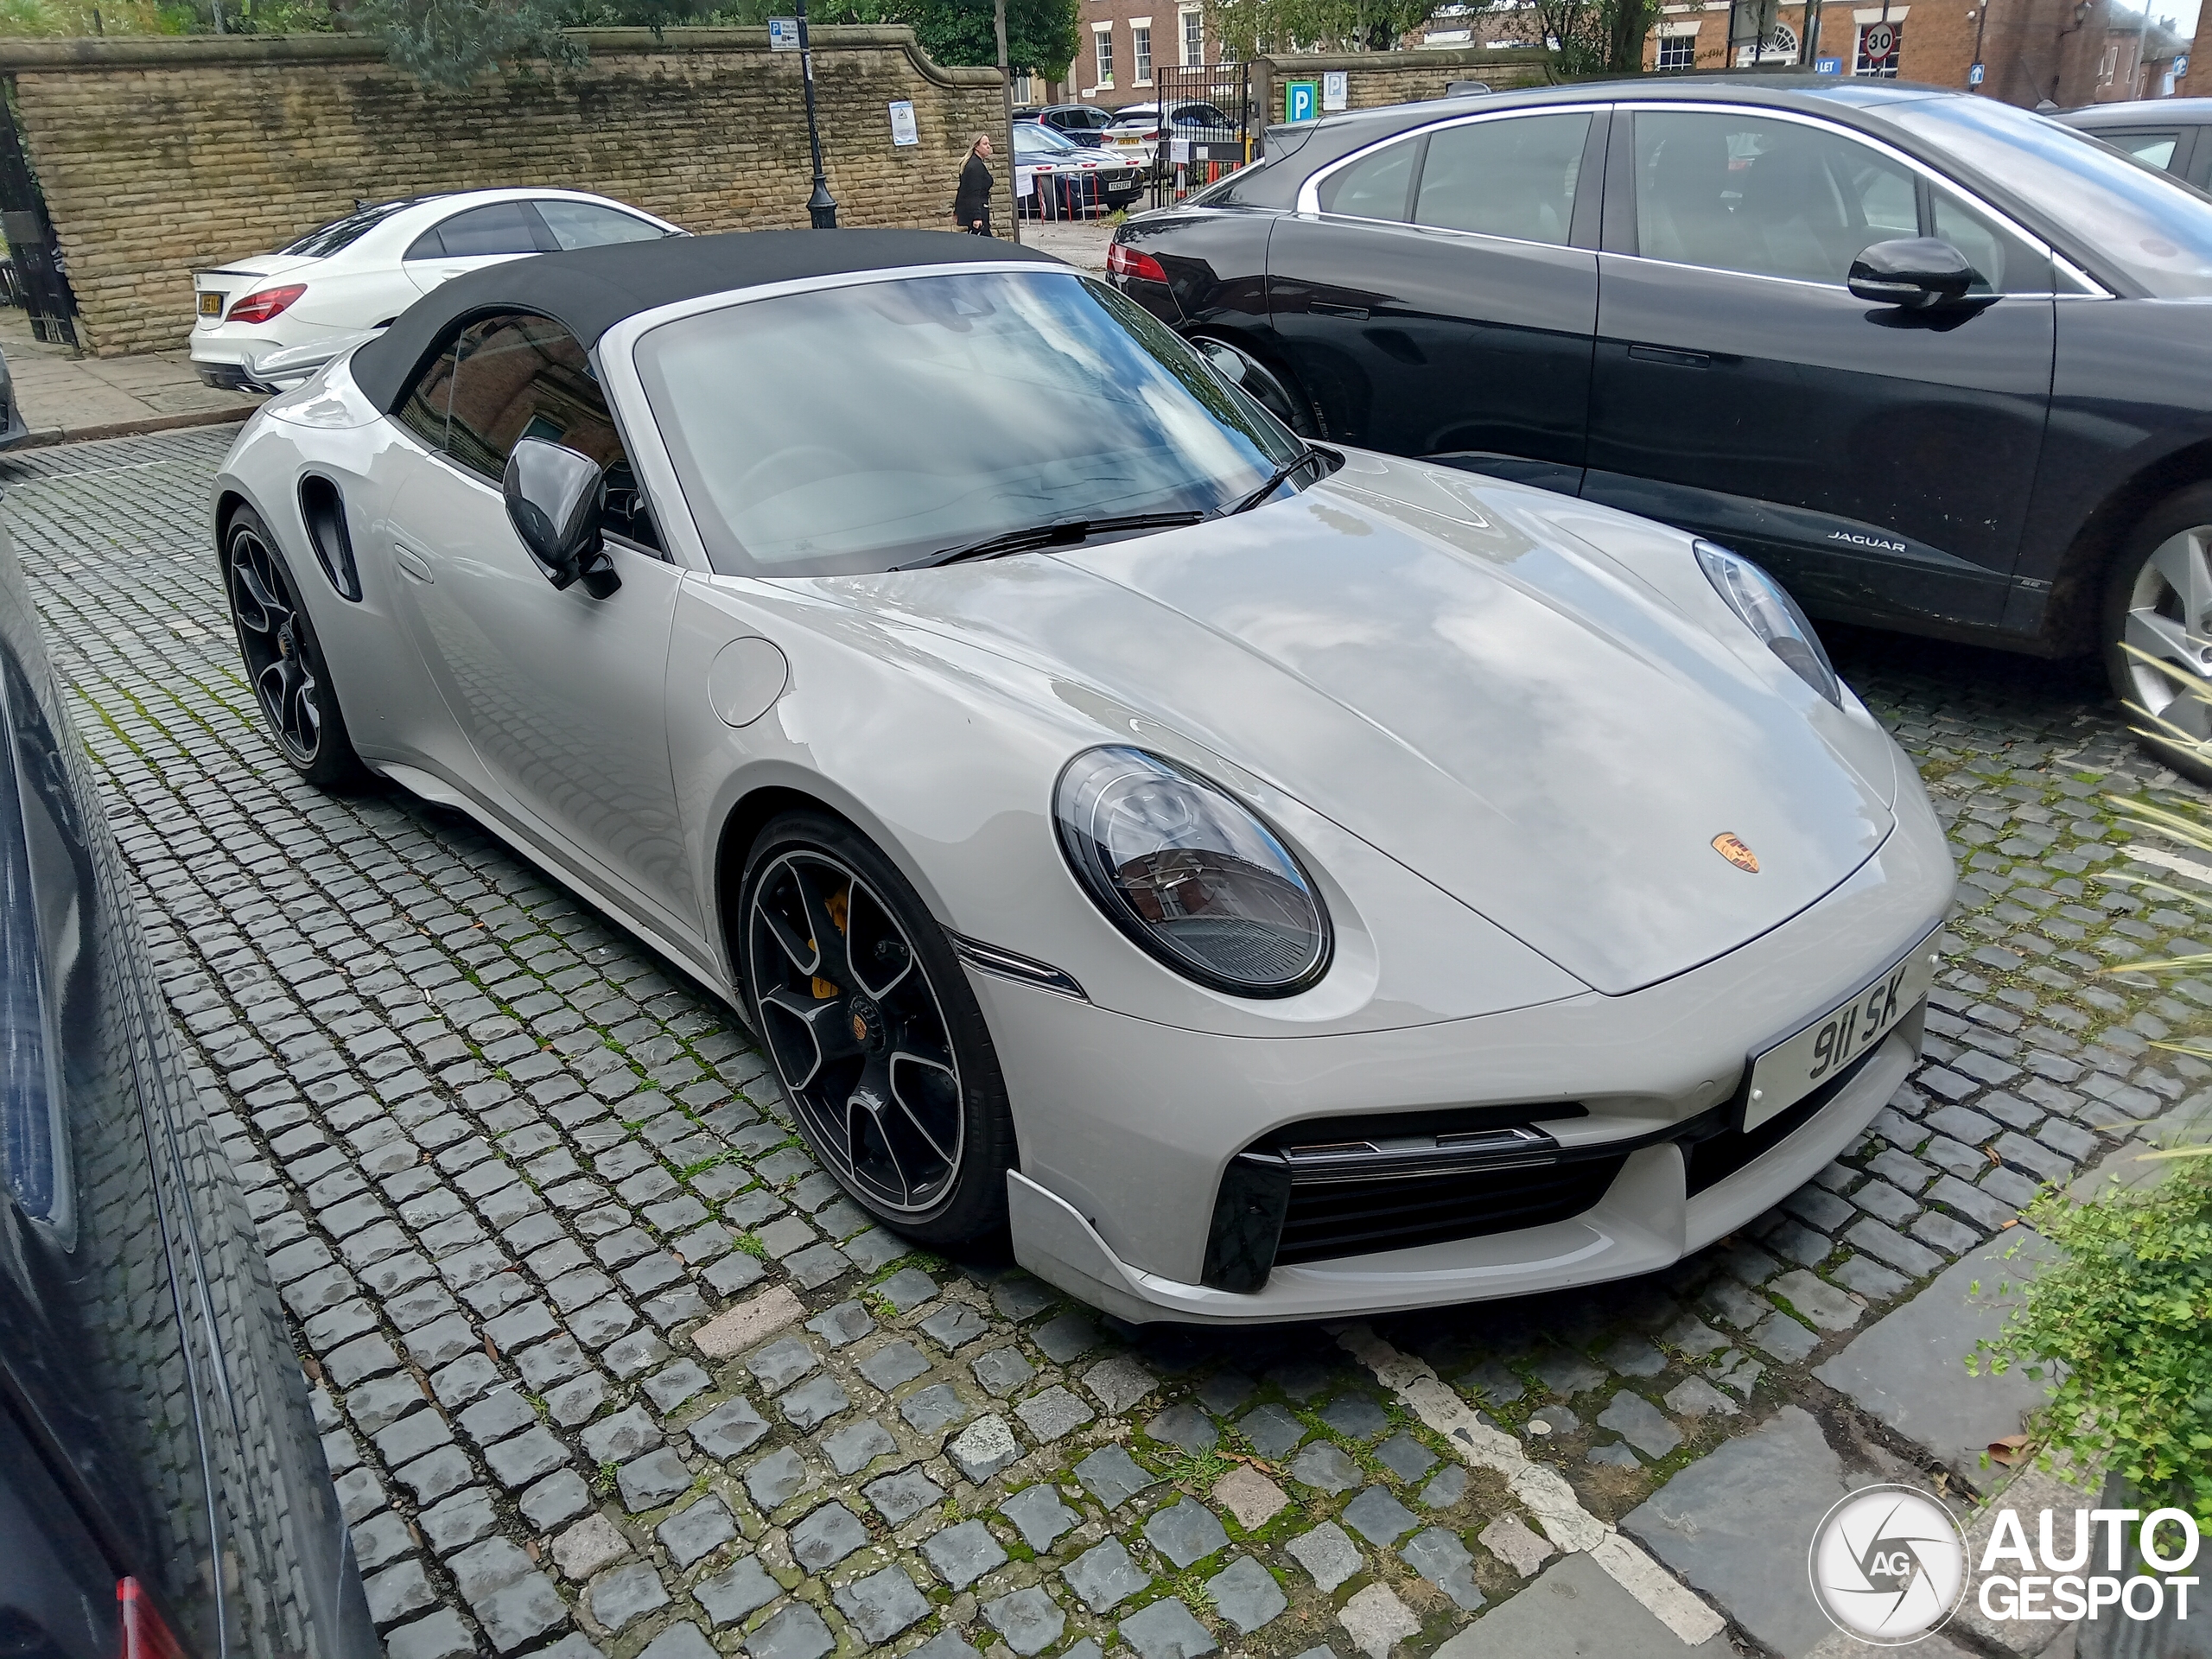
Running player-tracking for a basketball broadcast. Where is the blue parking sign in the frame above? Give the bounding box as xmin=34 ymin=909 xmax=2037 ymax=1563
xmin=1285 ymin=79 xmax=1319 ymax=123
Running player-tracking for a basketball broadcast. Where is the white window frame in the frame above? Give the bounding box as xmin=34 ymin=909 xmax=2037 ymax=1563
xmin=1132 ymin=19 xmax=1154 ymax=84
xmin=1656 ymin=30 xmax=1697 ymax=67
xmin=1180 ymin=7 xmax=1204 ymax=66
xmin=1092 ymin=22 xmax=1115 ymax=88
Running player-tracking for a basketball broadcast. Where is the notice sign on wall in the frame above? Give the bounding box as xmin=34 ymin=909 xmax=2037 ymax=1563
xmin=888 ymin=100 xmax=918 ymax=145
xmin=1322 ymin=70 xmax=1348 ymax=111
xmin=767 ymin=17 xmax=798 ymax=48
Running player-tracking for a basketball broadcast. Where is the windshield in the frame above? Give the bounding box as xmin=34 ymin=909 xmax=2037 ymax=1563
xmin=278 ymin=199 xmax=420 ymax=258
xmin=1018 ymin=125 xmax=1078 ymax=153
xmin=634 ymin=269 xmax=1303 ymax=578
xmin=1880 ymin=98 xmax=2212 ymax=296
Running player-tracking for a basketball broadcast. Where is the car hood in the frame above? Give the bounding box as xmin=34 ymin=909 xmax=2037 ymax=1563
xmin=815 ymin=460 xmax=1896 ymax=995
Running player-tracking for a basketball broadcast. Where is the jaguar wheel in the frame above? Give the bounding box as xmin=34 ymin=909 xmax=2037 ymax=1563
xmin=2102 ymin=484 xmax=2212 ymax=790
xmin=740 ymin=811 xmax=1014 ymax=1243
xmin=221 ymin=505 xmax=366 ymax=789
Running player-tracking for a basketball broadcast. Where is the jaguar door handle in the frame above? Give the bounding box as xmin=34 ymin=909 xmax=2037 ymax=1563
xmin=1628 ymin=343 xmax=1712 ymax=369
xmin=393 ymin=543 xmax=433 ymax=583
xmin=1312 ymin=301 xmax=1370 ymax=320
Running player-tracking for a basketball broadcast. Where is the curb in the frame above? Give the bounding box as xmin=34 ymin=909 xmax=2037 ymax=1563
xmin=8 ymin=403 xmax=257 ymax=452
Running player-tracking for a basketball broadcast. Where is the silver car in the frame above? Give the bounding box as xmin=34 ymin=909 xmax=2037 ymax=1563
xmin=210 ymin=229 xmax=1955 ymax=1325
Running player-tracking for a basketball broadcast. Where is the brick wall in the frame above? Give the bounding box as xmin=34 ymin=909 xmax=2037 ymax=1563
xmin=1246 ymin=46 xmax=1553 ymax=129
xmin=0 ymin=29 xmax=1009 ymax=356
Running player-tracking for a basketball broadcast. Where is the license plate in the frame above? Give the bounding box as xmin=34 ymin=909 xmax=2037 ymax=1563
xmin=198 ymin=291 xmax=222 ymax=317
xmin=1742 ymin=931 xmax=1939 ymax=1132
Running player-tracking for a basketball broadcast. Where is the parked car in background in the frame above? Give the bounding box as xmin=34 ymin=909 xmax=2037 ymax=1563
xmin=190 ymin=188 xmax=684 ymax=391
xmin=2057 ymin=97 xmax=2212 ymax=190
xmin=1014 ymin=123 xmax=1145 ymax=215
xmin=1113 ymin=78 xmax=2212 ymax=780
xmin=0 ymin=524 xmax=377 ymax=1658
xmin=213 ymin=226 xmax=1953 ymax=1321
xmin=1102 ymin=100 xmax=1239 ymax=168
xmin=1020 ymin=103 xmax=1115 ymax=146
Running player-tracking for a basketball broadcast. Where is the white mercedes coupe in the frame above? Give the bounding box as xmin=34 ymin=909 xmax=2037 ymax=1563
xmin=211 ymin=229 xmax=1955 ymax=1325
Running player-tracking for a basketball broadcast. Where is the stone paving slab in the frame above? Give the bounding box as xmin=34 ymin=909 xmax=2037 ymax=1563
xmin=1812 ymin=1231 xmax=2062 ymax=1495
xmin=10 ymin=426 xmax=2211 ymax=1659
xmin=1433 ymin=1552 xmax=1734 ymax=1658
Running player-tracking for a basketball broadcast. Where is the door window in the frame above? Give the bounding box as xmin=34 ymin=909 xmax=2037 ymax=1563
xmin=1929 ymin=186 xmax=2052 ymax=293
xmin=405 ymin=200 xmax=548 ymax=261
xmin=2097 ymin=128 xmax=2181 ymax=170
xmin=1634 ymin=111 xmax=1919 ymax=283
xmin=442 ymin=314 xmax=659 ymax=548
xmin=396 ymin=340 xmax=460 ymax=452
xmin=1315 ymin=138 xmax=1418 ymax=219
xmin=534 ymin=199 xmax=668 ymax=249
xmin=1413 ymin=111 xmax=1590 ymax=245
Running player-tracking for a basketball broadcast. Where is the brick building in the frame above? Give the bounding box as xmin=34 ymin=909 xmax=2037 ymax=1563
xmin=1027 ymin=0 xmax=1212 ymax=109
xmin=1638 ymin=0 xmax=2190 ymax=106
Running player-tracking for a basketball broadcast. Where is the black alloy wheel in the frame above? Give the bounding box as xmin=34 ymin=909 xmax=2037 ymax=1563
xmin=741 ymin=812 xmax=1014 ymax=1243
xmin=221 ymin=506 xmax=366 ymax=789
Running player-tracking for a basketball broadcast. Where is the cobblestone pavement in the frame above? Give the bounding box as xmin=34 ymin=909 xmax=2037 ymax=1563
xmin=10 ymin=423 xmax=2209 ymax=1659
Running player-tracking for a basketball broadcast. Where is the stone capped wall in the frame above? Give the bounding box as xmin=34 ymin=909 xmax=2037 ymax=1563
xmin=1246 ymin=46 xmax=1553 ymax=132
xmin=0 ymin=29 xmax=1009 ymax=355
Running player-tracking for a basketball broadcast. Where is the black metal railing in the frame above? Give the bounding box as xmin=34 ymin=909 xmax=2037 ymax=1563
xmin=1147 ymin=64 xmax=1255 ymax=209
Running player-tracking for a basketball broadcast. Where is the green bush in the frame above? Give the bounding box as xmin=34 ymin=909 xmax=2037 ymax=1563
xmin=1973 ymin=1160 xmax=2212 ymax=1522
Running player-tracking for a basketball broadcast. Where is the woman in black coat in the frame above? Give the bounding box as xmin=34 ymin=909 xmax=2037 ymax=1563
xmin=953 ymin=134 xmax=995 ymax=236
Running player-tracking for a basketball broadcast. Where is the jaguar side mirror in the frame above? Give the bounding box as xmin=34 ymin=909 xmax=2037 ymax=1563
xmin=502 ymin=438 xmax=620 ymax=599
xmin=1847 ymin=238 xmax=1980 ymax=309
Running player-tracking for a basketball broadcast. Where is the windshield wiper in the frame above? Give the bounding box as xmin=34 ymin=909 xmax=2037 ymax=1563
xmin=1225 ymin=448 xmax=1328 ymax=516
xmin=898 ymin=511 xmax=1206 ymax=570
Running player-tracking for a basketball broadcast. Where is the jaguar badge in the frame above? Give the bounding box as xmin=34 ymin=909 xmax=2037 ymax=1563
xmin=1712 ymin=832 xmax=1759 ymax=874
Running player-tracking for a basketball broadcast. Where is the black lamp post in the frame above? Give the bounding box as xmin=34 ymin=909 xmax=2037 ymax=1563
xmin=796 ymin=0 xmax=839 ymax=228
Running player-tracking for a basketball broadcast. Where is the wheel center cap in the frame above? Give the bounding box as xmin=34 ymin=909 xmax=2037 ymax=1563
xmin=848 ymin=993 xmax=887 ymax=1055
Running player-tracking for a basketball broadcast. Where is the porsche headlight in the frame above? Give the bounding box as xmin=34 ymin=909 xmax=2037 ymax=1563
xmin=1694 ymin=539 xmax=1841 ymax=708
xmin=1055 ymin=747 xmax=1331 ymax=996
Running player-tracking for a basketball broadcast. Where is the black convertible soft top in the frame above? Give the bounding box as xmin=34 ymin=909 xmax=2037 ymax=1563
xmin=349 ymin=227 xmax=1063 ymax=413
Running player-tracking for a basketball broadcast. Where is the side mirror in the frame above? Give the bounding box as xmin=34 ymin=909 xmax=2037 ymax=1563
xmin=1847 ymin=238 xmax=1980 ymax=309
xmin=502 ymin=438 xmax=620 ymax=598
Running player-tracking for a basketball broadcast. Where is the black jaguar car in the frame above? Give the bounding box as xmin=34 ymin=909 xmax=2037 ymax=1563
xmin=1109 ymin=78 xmax=2212 ymax=777
xmin=0 ymin=521 xmax=376 ymax=1657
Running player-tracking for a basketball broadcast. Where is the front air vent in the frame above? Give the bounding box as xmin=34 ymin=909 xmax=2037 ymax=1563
xmin=299 ymin=475 xmax=361 ymax=601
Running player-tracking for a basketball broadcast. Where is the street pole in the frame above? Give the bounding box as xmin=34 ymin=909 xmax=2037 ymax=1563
xmin=1804 ymin=0 xmax=1823 ymax=67
xmin=995 ymin=0 xmax=1020 ymax=245
xmin=1969 ymin=0 xmax=1991 ymax=89
xmin=796 ymin=0 xmax=839 ymax=228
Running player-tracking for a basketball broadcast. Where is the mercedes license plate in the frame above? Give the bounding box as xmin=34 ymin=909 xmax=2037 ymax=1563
xmin=1742 ymin=931 xmax=1939 ymax=1132
xmin=198 ymin=291 xmax=222 ymax=317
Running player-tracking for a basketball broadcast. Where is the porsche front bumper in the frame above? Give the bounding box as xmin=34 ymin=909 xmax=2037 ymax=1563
xmin=971 ymin=784 xmax=1954 ymax=1325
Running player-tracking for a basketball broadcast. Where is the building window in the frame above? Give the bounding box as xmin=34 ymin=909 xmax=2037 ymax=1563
xmin=1854 ymin=17 xmax=1900 ymax=74
xmin=1095 ymin=27 xmax=1115 ymax=85
xmin=1134 ymin=24 xmax=1153 ymax=81
xmin=1657 ymin=32 xmax=1695 ymax=67
xmin=1182 ymin=9 xmax=1204 ymax=64
xmin=1012 ymin=70 xmax=1033 ymax=103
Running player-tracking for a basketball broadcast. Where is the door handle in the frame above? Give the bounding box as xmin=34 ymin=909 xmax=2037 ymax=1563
xmin=393 ymin=543 xmax=433 ymax=583
xmin=1628 ymin=343 xmax=1712 ymax=369
xmin=1312 ymin=301 xmax=1370 ymax=320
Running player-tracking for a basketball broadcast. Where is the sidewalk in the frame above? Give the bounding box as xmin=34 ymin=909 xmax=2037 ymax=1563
xmin=1014 ymin=216 xmax=1113 ymax=272
xmin=0 ymin=305 xmax=261 ymax=448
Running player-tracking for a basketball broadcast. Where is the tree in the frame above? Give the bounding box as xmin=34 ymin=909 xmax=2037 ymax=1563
xmin=353 ymin=0 xmax=583 ymax=87
xmin=713 ymin=0 xmax=1077 ymax=76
